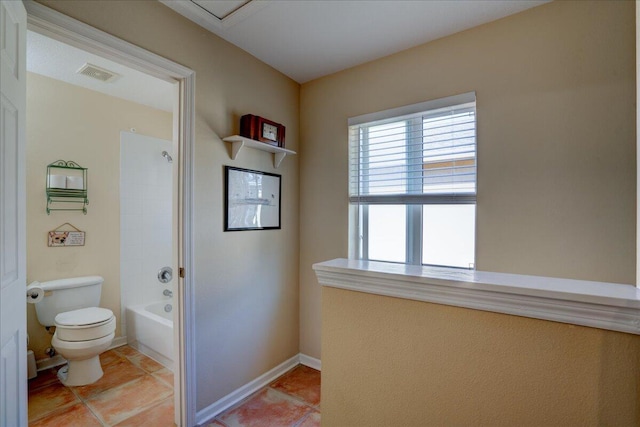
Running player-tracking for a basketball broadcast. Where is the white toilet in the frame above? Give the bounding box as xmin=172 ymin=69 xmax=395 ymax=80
xmin=27 ymin=276 xmax=116 ymax=386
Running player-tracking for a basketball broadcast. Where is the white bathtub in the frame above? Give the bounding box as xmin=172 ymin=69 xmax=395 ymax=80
xmin=126 ymin=301 xmax=173 ymax=370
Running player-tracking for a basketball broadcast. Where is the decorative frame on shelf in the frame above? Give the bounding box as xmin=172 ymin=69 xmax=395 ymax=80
xmin=224 ymin=166 xmax=281 ymax=231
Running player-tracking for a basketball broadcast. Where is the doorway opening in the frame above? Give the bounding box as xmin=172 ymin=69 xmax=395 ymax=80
xmin=25 ymin=2 xmax=196 ymax=425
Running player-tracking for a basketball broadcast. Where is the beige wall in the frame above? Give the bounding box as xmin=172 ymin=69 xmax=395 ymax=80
xmin=26 ymin=72 xmax=172 ymax=359
xmin=36 ymin=0 xmax=301 ymax=410
xmin=301 ymin=0 xmax=639 ymax=424
xmin=323 ymin=287 xmax=640 ymax=426
xmin=33 ymin=0 xmax=639 ymax=422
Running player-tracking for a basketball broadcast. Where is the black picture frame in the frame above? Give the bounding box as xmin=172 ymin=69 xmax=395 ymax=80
xmin=224 ymin=166 xmax=282 ymax=231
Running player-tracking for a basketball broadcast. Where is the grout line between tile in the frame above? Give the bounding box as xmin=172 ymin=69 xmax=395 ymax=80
xmin=152 ymin=370 xmax=175 ymax=388
xmin=266 ymin=386 xmax=319 ymax=411
xmin=113 ymin=395 xmax=175 ymax=427
xmin=66 ymin=383 xmax=109 ymax=427
xmin=291 ymin=408 xmax=318 ymax=427
xmin=85 ymin=401 xmax=110 ymax=427
xmin=90 ymin=375 xmax=174 ymax=426
xmin=28 ymin=399 xmax=81 ymax=425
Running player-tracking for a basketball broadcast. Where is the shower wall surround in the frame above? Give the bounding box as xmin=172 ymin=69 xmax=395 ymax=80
xmin=120 ymin=131 xmax=175 ymax=338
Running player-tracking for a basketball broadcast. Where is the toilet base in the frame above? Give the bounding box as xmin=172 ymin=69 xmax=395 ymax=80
xmin=57 ymin=356 xmax=104 ymax=386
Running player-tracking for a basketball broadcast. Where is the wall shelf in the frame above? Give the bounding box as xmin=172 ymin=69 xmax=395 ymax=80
xmin=46 ymin=160 xmax=89 ymax=214
xmin=222 ymin=135 xmax=296 ymax=168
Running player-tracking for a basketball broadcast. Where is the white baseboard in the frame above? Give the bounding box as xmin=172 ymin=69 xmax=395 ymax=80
xmin=36 ymin=354 xmax=66 ymax=371
xmin=196 ymin=354 xmax=303 ymax=425
xmin=128 ymin=340 xmax=173 ymax=371
xmin=110 ymin=336 xmax=128 ymax=349
xmin=299 ymin=353 xmax=321 ymax=371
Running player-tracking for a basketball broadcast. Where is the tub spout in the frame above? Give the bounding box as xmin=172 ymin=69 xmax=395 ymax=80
xmin=163 ymin=289 xmax=172 ymax=297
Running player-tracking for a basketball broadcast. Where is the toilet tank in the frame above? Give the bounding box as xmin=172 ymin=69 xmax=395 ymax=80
xmin=32 ymin=276 xmax=104 ymax=326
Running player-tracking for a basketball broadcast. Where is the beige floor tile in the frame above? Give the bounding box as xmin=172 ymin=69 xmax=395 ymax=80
xmin=100 ymin=349 xmax=127 ymax=367
xmin=270 ymin=365 xmax=321 ymax=407
xmin=71 ymin=357 xmax=146 ymax=400
xmin=217 ymin=388 xmax=313 ymax=427
xmin=28 ymin=368 xmax=60 ymax=392
xmin=114 ymin=345 xmax=141 ymax=357
xmin=113 ymin=395 xmax=175 ymax=427
xmin=127 ymin=352 xmax=164 ymax=373
xmin=28 ymin=382 xmax=80 ymax=422
xmin=298 ymin=410 xmax=321 ymax=427
xmin=28 ymin=401 xmax=102 ymax=427
xmin=153 ymin=367 xmax=174 ymax=387
xmin=86 ymin=374 xmax=173 ymax=425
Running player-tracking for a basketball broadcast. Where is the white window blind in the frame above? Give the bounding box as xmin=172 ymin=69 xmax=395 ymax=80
xmin=349 ymin=92 xmax=476 ymax=205
xmin=348 ymin=93 xmax=477 ymax=268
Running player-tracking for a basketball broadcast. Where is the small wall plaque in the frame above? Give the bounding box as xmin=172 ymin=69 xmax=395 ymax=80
xmin=48 ymin=223 xmax=85 ymax=247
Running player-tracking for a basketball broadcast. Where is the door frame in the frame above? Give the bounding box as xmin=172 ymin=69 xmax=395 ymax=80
xmin=24 ymin=2 xmax=196 ymax=426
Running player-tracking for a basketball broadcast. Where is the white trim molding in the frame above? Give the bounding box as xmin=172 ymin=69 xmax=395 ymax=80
xmin=299 ymin=354 xmax=321 ymax=371
xmin=35 ymin=354 xmax=66 ymax=372
xmin=25 ymin=0 xmax=192 ymax=82
xmin=314 ymin=258 xmax=640 ymax=335
xmin=110 ymin=336 xmax=128 ymax=349
xmin=159 ymin=0 xmax=270 ymax=32
xmin=195 ymin=355 xmax=300 ymax=425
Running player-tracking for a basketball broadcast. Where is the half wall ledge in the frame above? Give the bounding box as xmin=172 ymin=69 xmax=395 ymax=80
xmin=313 ymin=258 xmax=640 ymax=335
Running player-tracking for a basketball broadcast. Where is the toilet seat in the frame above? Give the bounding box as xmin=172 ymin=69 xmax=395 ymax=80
xmin=54 ymin=307 xmax=116 ymax=342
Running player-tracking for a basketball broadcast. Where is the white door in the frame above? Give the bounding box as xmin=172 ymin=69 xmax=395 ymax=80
xmin=0 ymin=1 xmax=27 ymax=426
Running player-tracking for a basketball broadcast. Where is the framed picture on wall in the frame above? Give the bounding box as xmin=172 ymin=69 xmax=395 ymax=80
xmin=224 ymin=166 xmax=281 ymax=231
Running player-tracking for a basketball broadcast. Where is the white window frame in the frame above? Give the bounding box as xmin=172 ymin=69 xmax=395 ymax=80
xmin=349 ymin=92 xmax=477 ymax=268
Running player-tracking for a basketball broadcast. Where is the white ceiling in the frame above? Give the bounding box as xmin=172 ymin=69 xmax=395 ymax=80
xmin=27 ymin=31 xmax=175 ymax=112
xmin=161 ymin=0 xmax=549 ymax=83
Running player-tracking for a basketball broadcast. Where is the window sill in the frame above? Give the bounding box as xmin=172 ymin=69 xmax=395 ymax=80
xmin=312 ymin=258 xmax=640 ymax=335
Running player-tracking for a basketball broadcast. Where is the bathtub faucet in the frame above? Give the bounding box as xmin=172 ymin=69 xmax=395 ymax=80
xmin=163 ymin=289 xmax=172 ymax=297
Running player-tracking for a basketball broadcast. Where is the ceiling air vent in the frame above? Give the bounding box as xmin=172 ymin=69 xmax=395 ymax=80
xmin=76 ymin=63 xmax=119 ymax=83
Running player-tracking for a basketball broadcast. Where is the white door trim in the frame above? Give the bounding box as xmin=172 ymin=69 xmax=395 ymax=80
xmin=1 ymin=0 xmax=27 ymax=424
xmin=23 ymin=2 xmax=196 ymax=425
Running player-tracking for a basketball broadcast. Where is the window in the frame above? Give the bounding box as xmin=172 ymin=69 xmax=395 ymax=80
xmin=349 ymin=92 xmax=476 ymax=268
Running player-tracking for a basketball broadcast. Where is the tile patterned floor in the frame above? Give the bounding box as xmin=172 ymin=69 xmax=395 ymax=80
xmin=206 ymin=365 xmax=321 ymax=427
xmin=28 ymin=345 xmax=175 ymax=427
xmin=29 ymin=346 xmax=320 ymax=427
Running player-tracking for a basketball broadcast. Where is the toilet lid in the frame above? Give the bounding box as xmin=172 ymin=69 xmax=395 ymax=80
xmin=55 ymin=307 xmax=113 ymax=327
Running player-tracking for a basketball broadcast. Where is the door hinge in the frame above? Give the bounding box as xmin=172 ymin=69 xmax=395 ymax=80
xmin=179 ymin=267 xmax=185 ymax=278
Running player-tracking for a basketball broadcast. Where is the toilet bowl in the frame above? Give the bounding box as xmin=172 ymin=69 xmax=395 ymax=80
xmin=27 ymin=276 xmax=116 ymax=386
xmin=51 ymin=307 xmax=116 ymax=386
